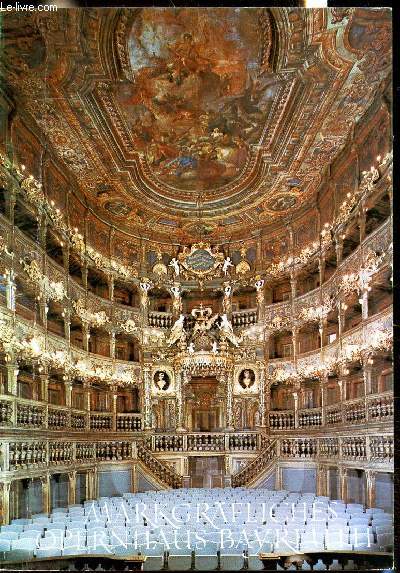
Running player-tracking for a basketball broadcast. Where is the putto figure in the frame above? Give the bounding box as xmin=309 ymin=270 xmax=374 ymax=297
xmin=218 ymin=313 xmax=241 ymax=347
xmin=222 ymin=257 xmax=234 ymax=275
xmin=169 ymin=258 xmax=180 ymax=276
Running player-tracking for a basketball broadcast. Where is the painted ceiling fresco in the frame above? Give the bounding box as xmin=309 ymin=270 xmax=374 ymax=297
xmin=115 ymin=9 xmax=276 ymax=191
xmin=0 ymin=7 xmax=392 ymax=243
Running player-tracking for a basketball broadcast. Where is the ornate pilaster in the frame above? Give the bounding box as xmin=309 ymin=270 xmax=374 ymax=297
xmin=222 ymin=283 xmax=232 ymax=317
xmin=175 ymin=370 xmax=186 ymax=432
xmin=1 ymin=481 xmax=11 ymax=525
xmin=143 ymin=366 xmax=153 ymax=430
xmin=83 ymin=380 xmax=91 ymax=430
xmin=318 ymin=256 xmax=325 ymax=285
xmin=365 ymin=469 xmax=376 ymax=508
xmin=83 ymin=324 xmax=90 ymax=353
xmin=5 ymin=270 xmax=16 ymax=311
xmin=41 ymin=475 xmax=50 ymax=514
xmin=258 ymin=367 xmax=266 ymax=427
xmin=64 ymin=377 xmax=72 ymax=408
xmin=320 ymin=374 xmax=328 ymax=426
xmin=110 ymin=331 xmax=116 ymax=360
xmin=39 ymin=372 xmax=49 ymax=403
xmin=68 ymin=471 xmax=77 ymax=506
xmin=225 ymin=372 xmax=234 ymax=431
xmin=140 ymin=280 xmax=151 ymax=326
xmin=255 ymin=277 xmax=265 ymax=321
xmin=111 ymin=385 xmax=118 ymax=431
xmin=335 ymin=235 xmax=343 ymax=266
xmin=6 ymin=363 xmax=19 ymax=396
xmin=171 ymin=284 xmax=182 ymax=317
xmin=339 ymin=467 xmax=348 ymax=503
xmin=293 ymin=391 xmax=299 ymax=428
xmin=63 ymin=309 xmax=71 ymax=347
xmin=316 ymin=465 xmax=327 ymax=496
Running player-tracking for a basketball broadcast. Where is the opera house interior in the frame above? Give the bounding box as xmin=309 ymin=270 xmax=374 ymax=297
xmin=0 ymin=6 xmax=393 ymax=571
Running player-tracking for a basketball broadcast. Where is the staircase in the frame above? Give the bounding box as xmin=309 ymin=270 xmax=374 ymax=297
xmin=137 ymin=442 xmax=183 ymax=489
xmin=232 ymin=439 xmax=277 ymax=487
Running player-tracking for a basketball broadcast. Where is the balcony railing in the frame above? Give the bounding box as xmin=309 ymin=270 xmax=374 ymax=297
xmin=0 ymin=395 xmax=144 ymax=433
xmin=148 ymin=311 xmax=174 ymax=328
xmin=148 ymin=432 xmax=262 ymax=453
xmin=231 ymin=309 xmax=258 ymax=327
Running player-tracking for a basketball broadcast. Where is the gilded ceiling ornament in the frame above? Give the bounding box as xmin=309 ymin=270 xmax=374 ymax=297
xmin=178 ymin=243 xmax=224 ymax=278
xmin=152 ymin=252 xmax=168 ymax=276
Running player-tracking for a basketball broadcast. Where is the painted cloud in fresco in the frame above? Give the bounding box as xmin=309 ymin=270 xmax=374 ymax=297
xmin=115 ymin=8 xmax=278 ymax=191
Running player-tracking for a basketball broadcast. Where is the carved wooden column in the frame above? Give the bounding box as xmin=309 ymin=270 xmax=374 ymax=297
xmin=64 ymin=377 xmax=72 ymax=408
xmin=318 ymin=256 xmax=325 ymax=286
xmin=337 ymin=378 xmax=345 ymax=423
xmin=5 ymin=270 xmax=16 ymax=311
xmin=6 ymin=363 xmax=19 ymax=396
xmin=5 ymin=190 xmax=16 ymax=226
xmin=83 ymin=324 xmax=90 ymax=353
xmin=83 ymin=380 xmax=91 ymax=431
xmin=358 ymin=205 xmax=366 ymax=243
xmin=63 ymin=309 xmax=71 ymax=348
xmin=258 ymin=367 xmax=266 ymax=428
xmin=110 ymin=331 xmax=116 ymax=360
xmin=320 ymin=374 xmax=328 ymax=426
xmin=1 ymin=482 xmax=11 ymax=525
xmin=38 ymin=215 xmax=47 ymax=249
xmin=316 ymin=465 xmax=327 ymax=496
xmin=68 ymin=471 xmax=77 ymax=506
xmin=293 ymin=391 xmax=299 ymax=428
xmin=82 ymin=263 xmax=88 ymax=291
xmin=111 ymin=385 xmax=118 ymax=432
xmin=226 ymin=372 xmax=234 ymax=431
xmin=139 ymin=281 xmax=151 ymax=327
xmin=39 ymin=372 xmax=49 ymax=403
xmin=339 ymin=467 xmax=348 ymax=503
xmin=365 ymin=469 xmax=376 ymax=508
xmin=143 ymin=366 xmax=153 ymax=430
xmin=255 ymin=278 xmax=265 ymax=321
xmin=41 ymin=474 xmax=50 ymax=514
xmin=335 ymin=235 xmax=343 ymax=266
xmin=175 ymin=370 xmax=186 ymax=433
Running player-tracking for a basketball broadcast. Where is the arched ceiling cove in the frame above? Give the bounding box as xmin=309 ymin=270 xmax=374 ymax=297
xmin=1 ymin=7 xmax=392 ymax=243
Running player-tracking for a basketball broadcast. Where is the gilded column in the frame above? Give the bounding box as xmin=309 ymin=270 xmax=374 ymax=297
xmin=255 ymin=277 xmax=265 ymax=321
xmin=83 ymin=380 xmax=91 ymax=431
xmin=143 ymin=366 xmax=153 ymax=430
xmin=293 ymin=391 xmax=299 ymax=428
xmin=258 ymin=367 xmax=266 ymax=427
xmin=226 ymin=372 xmax=234 ymax=431
xmin=111 ymin=385 xmax=118 ymax=432
xmin=139 ymin=281 xmax=151 ymax=327
xmin=64 ymin=377 xmax=72 ymax=408
xmin=175 ymin=370 xmax=186 ymax=433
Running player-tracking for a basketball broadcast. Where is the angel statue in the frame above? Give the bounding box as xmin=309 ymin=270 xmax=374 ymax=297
xmin=169 ymin=258 xmax=180 ymax=276
xmin=167 ymin=314 xmax=186 ymax=346
xmin=222 ymin=257 xmax=234 ymax=275
xmin=187 ymin=342 xmax=195 ymax=354
xmin=212 ymin=341 xmax=219 ymax=354
xmin=218 ymin=313 xmax=241 ymax=347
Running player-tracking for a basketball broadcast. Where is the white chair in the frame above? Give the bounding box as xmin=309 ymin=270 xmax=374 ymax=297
xmin=0 ymin=531 xmax=19 ymax=541
xmin=0 ymin=539 xmax=11 ymax=552
xmin=328 ymin=559 xmax=342 ymax=571
xmin=219 ymin=546 xmax=245 ymax=570
xmin=36 ymin=547 xmax=62 ymax=558
xmin=167 ymin=546 xmax=193 ymax=571
xmin=141 ymin=543 xmax=165 ymax=571
xmin=313 ymin=559 xmax=327 ymax=570
xmin=1 ymin=524 xmax=24 ymax=533
xmin=194 ymin=542 xmax=219 ymax=571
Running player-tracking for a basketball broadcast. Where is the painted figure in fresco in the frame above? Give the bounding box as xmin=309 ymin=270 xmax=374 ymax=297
xmin=167 ymin=314 xmax=186 ymax=346
xmin=239 ymin=368 xmax=255 ymax=389
xmin=154 ymin=371 xmax=170 ymax=391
